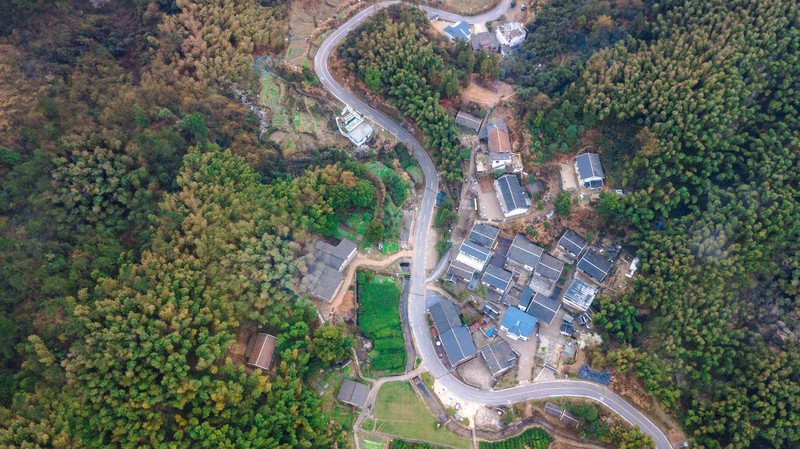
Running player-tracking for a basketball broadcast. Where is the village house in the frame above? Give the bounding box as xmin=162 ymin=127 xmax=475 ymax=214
xmin=429 ymin=300 xmax=477 ymax=366
xmin=455 ymin=110 xmax=483 ymax=133
xmin=558 ymin=230 xmax=588 ymax=258
xmin=480 ymin=340 xmax=518 ymax=378
xmin=337 ymin=379 xmax=370 ymax=408
xmin=301 ymin=238 xmax=357 ymax=302
xmin=575 ymin=153 xmax=605 ymax=190
xmin=506 ymin=233 xmax=544 ymax=272
xmin=500 ymin=306 xmax=537 ymax=341
xmin=494 ymin=174 xmax=531 ymax=217
xmin=444 ymin=21 xmax=471 ymax=42
xmin=471 ymin=31 xmax=500 ymax=53
xmin=337 ymin=106 xmax=374 ymax=146
xmin=577 ymin=249 xmax=613 ymax=283
xmin=246 ymin=333 xmax=277 ymax=370
xmin=562 ymin=278 xmax=599 ymax=313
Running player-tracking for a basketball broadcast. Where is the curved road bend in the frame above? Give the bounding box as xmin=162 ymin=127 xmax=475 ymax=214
xmin=314 ymin=4 xmax=671 ymax=449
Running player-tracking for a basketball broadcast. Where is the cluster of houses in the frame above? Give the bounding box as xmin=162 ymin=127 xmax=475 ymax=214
xmin=454 ymin=107 xmax=531 ymax=220
xmin=443 ymin=20 xmax=527 ymax=57
xmin=428 ymin=292 xmax=519 ymax=379
xmin=442 ymin=222 xmax=616 ymax=352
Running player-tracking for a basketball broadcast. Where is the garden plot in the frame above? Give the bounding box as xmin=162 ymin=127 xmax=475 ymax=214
xmin=287 ymin=0 xmax=351 ymax=66
xmin=257 ymin=70 xmax=345 ymax=157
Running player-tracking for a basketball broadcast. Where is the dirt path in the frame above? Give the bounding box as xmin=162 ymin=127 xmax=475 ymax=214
xmin=320 ymin=251 xmax=413 ymax=319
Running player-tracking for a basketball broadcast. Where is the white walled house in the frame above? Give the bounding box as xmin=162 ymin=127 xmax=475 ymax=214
xmin=495 ymin=22 xmax=526 ymax=48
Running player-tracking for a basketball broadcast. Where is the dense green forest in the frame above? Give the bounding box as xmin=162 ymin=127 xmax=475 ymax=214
xmin=0 ymin=1 xmax=366 ymax=447
xmin=339 ymin=5 xmax=499 ymax=183
xmin=513 ymin=0 xmax=800 ymax=447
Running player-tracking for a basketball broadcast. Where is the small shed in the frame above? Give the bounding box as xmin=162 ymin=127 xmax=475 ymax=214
xmin=247 ymin=333 xmax=278 ymax=370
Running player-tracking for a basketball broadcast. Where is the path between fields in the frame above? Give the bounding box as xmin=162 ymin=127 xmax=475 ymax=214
xmin=323 ymin=251 xmax=413 ymax=317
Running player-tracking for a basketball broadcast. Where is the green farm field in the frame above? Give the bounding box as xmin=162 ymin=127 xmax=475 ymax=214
xmin=357 ymin=272 xmax=406 ymax=374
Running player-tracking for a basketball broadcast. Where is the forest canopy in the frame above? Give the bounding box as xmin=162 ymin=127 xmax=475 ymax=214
xmin=0 ymin=1 xmax=358 ymax=448
xmin=512 ymin=0 xmax=800 ymax=447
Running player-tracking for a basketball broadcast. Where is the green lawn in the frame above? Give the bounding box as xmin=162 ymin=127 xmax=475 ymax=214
xmin=357 ymin=272 xmax=406 ymax=374
xmin=363 ymin=382 xmax=471 ymax=449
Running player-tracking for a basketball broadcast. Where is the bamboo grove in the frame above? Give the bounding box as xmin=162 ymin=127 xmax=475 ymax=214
xmin=508 ymin=0 xmax=800 ymax=447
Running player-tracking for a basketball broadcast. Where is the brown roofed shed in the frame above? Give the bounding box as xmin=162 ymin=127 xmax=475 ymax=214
xmin=247 ymin=333 xmax=277 ymax=370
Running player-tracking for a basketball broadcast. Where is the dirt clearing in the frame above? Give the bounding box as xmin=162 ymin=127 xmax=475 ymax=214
xmin=461 ymin=75 xmax=516 ymax=107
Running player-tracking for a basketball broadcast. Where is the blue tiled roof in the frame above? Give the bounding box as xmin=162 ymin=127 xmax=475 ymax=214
xmin=501 ymin=307 xmax=537 ymax=339
xmin=444 ymin=21 xmax=471 ymax=41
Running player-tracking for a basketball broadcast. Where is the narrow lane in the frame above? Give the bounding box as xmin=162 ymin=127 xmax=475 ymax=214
xmin=313 ymin=4 xmax=672 ymax=449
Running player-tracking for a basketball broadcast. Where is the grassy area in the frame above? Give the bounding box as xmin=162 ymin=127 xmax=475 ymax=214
xmin=357 ymin=272 xmax=406 ymax=374
xmin=364 ymin=382 xmax=472 ymax=449
xmin=406 ymin=165 xmax=423 ymax=184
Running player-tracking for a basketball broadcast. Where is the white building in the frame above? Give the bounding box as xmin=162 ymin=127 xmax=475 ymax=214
xmin=455 ymin=240 xmax=491 ymax=271
xmin=494 ymin=174 xmax=530 ymax=217
xmin=495 ymin=22 xmax=526 ymax=48
xmin=337 ymin=106 xmax=374 ymax=146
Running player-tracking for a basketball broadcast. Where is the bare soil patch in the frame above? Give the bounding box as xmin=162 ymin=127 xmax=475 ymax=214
xmin=420 ymin=0 xmax=501 ymax=16
xmin=478 ymin=176 xmax=495 ymax=193
xmin=461 ymin=75 xmax=516 ymax=107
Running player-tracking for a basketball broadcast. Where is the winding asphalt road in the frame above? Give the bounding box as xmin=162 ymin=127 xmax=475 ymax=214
xmin=314 ymin=4 xmax=671 ymax=449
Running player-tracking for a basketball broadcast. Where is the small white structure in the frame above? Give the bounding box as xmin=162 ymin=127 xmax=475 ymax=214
xmin=490 ymin=151 xmax=513 ymax=169
xmin=626 ymin=257 xmax=640 ymax=278
xmin=337 ymin=106 xmax=374 ymax=146
xmin=495 ymin=22 xmax=526 ymax=48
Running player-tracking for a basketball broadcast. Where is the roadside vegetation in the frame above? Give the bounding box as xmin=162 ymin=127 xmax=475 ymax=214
xmin=357 ymin=271 xmax=407 ymax=374
xmin=479 ymin=427 xmax=552 ymax=449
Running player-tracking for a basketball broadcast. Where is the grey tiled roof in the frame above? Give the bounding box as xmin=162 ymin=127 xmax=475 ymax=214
xmin=507 ymin=234 xmax=544 ymax=268
xmin=526 ymin=293 xmax=561 ymax=325
xmin=455 ymin=111 xmax=482 ymax=131
xmin=459 ymin=240 xmax=491 ymax=262
xmin=558 ymin=230 xmax=587 ymax=257
xmin=534 ymin=253 xmax=564 ymax=281
xmin=481 ymin=265 xmax=513 ymax=292
xmin=577 ymin=250 xmax=613 ymax=282
xmin=468 ymin=223 xmax=499 ymax=248
xmin=429 ymin=300 xmax=463 ymax=335
xmin=446 ymin=260 xmax=476 ymax=282
xmin=495 ymin=175 xmax=530 ymax=215
xmin=337 ymin=379 xmax=370 ymax=407
xmin=576 ymin=153 xmax=604 ymax=181
xmin=441 ymin=326 xmax=477 ymax=365
xmin=480 ymin=340 xmax=518 ymax=377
